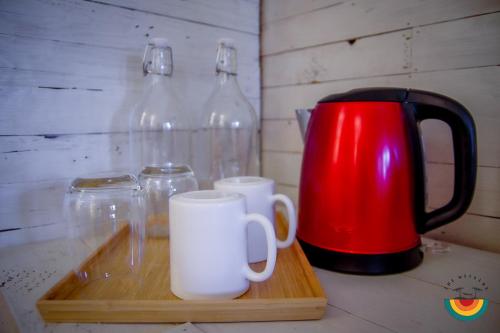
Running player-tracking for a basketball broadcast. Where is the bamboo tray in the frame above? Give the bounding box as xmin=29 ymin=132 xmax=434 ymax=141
xmin=37 ymin=213 xmax=327 ymax=323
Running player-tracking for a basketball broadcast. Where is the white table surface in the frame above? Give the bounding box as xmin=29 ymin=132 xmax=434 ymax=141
xmin=1 ymin=237 xmax=499 ymax=333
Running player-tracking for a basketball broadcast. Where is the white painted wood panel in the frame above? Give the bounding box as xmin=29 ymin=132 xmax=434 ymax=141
xmin=0 ymin=36 xmax=259 ymax=101
xmin=410 ymin=66 xmax=500 ymax=168
xmin=0 ymin=0 xmax=261 ymax=133
xmin=412 ymin=12 xmax=500 ymax=72
xmin=263 ymin=12 xmax=500 ymax=88
xmin=0 ymin=86 xmax=140 ymax=135
xmin=0 ymin=132 xmax=127 ymax=237
xmin=100 ymin=0 xmax=260 ymax=34
xmin=263 ymin=29 xmax=412 ymax=87
xmin=0 ymin=132 xmax=193 ymax=234
xmin=0 ymin=86 xmax=260 ymax=135
xmin=262 ymin=152 xmax=300 ymax=187
xmin=263 ymin=66 xmax=499 ymax=119
xmin=262 ymin=74 xmax=411 ymax=119
xmin=410 ymin=67 xmax=500 ymax=119
xmin=0 ymin=180 xmax=67 ymax=231
xmin=262 ymin=0 xmax=500 ymax=25
xmin=0 ymin=0 xmax=261 ymax=246
xmin=421 ymin=117 xmax=500 ymax=168
xmin=262 ymin=0 xmax=338 ymax=24
xmin=0 ymin=0 xmax=259 ymax=57
xmin=427 ymin=163 xmax=500 ymax=218
xmin=426 ymin=213 xmax=500 ymax=254
xmin=262 ymin=151 xmax=302 ymax=186
xmin=275 ymin=183 xmax=299 ymax=207
xmin=0 ymin=134 xmax=130 ymax=184
xmin=0 ymin=47 xmax=259 ymax=136
xmin=262 ymin=0 xmax=500 ymax=55
xmin=262 ymin=119 xmax=303 ymax=153
xmin=0 ymin=219 xmax=66 ymax=250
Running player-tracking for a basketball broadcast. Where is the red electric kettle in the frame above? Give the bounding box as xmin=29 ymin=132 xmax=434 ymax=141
xmin=296 ymin=88 xmax=476 ymax=274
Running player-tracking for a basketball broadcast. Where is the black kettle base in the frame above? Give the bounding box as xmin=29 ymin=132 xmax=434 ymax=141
xmin=298 ymin=239 xmax=423 ymax=275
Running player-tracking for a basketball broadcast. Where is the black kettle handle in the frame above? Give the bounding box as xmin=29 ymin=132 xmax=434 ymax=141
xmin=407 ymin=90 xmax=477 ymax=233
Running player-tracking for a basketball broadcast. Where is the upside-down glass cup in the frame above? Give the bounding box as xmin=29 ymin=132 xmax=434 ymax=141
xmin=138 ymin=164 xmax=199 ymax=238
xmin=64 ymin=174 xmax=145 ymax=283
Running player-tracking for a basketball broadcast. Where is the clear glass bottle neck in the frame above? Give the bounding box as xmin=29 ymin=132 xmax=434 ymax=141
xmin=145 ymin=72 xmax=172 ymax=86
xmin=143 ymin=46 xmax=173 ymax=77
xmin=216 ymin=42 xmax=237 ymax=76
xmin=144 ymin=47 xmax=174 ymax=89
xmin=215 ymin=71 xmax=238 ymax=87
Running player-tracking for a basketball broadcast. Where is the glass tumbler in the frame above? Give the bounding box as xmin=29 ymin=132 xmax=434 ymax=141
xmin=64 ymin=174 xmax=145 ymax=282
xmin=138 ymin=164 xmax=198 ymax=238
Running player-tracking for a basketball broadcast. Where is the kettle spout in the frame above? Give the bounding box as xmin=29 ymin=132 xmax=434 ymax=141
xmin=295 ymin=109 xmax=313 ymax=142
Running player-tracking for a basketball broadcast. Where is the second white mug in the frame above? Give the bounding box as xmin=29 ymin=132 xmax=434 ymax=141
xmin=214 ymin=176 xmax=297 ymax=263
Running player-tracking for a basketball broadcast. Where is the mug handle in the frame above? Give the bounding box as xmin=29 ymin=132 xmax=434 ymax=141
xmin=241 ymin=213 xmax=277 ymax=282
xmin=270 ymin=194 xmax=297 ymax=248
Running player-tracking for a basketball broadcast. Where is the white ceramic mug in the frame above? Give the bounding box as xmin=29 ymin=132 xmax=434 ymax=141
xmin=169 ymin=190 xmax=277 ymax=300
xmin=214 ymin=177 xmax=297 ymax=263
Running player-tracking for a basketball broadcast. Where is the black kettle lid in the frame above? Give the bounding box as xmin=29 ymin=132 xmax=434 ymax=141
xmin=319 ymin=87 xmax=409 ymax=103
xmin=319 ymin=88 xmax=465 ymax=110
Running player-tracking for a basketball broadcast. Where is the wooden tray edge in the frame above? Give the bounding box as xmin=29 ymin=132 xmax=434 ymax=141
xmin=37 ymin=297 xmax=327 ymax=323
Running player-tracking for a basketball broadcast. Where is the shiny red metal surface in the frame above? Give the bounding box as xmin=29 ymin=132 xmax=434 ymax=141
xmin=297 ymin=102 xmax=421 ymax=254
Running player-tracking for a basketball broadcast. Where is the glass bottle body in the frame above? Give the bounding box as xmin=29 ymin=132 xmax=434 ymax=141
xmin=129 ymin=39 xmax=191 ymax=174
xmin=195 ymin=40 xmax=258 ymax=189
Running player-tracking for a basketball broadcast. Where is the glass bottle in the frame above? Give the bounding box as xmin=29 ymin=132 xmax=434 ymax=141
xmin=194 ymin=38 xmax=259 ymax=189
xmin=129 ymin=38 xmax=191 ymax=174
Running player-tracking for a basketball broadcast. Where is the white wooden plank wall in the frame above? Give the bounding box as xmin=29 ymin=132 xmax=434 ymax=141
xmin=261 ymin=0 xmax=500 ymax=252
xmin=0 ymin=0 xmax=260 ymax=247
